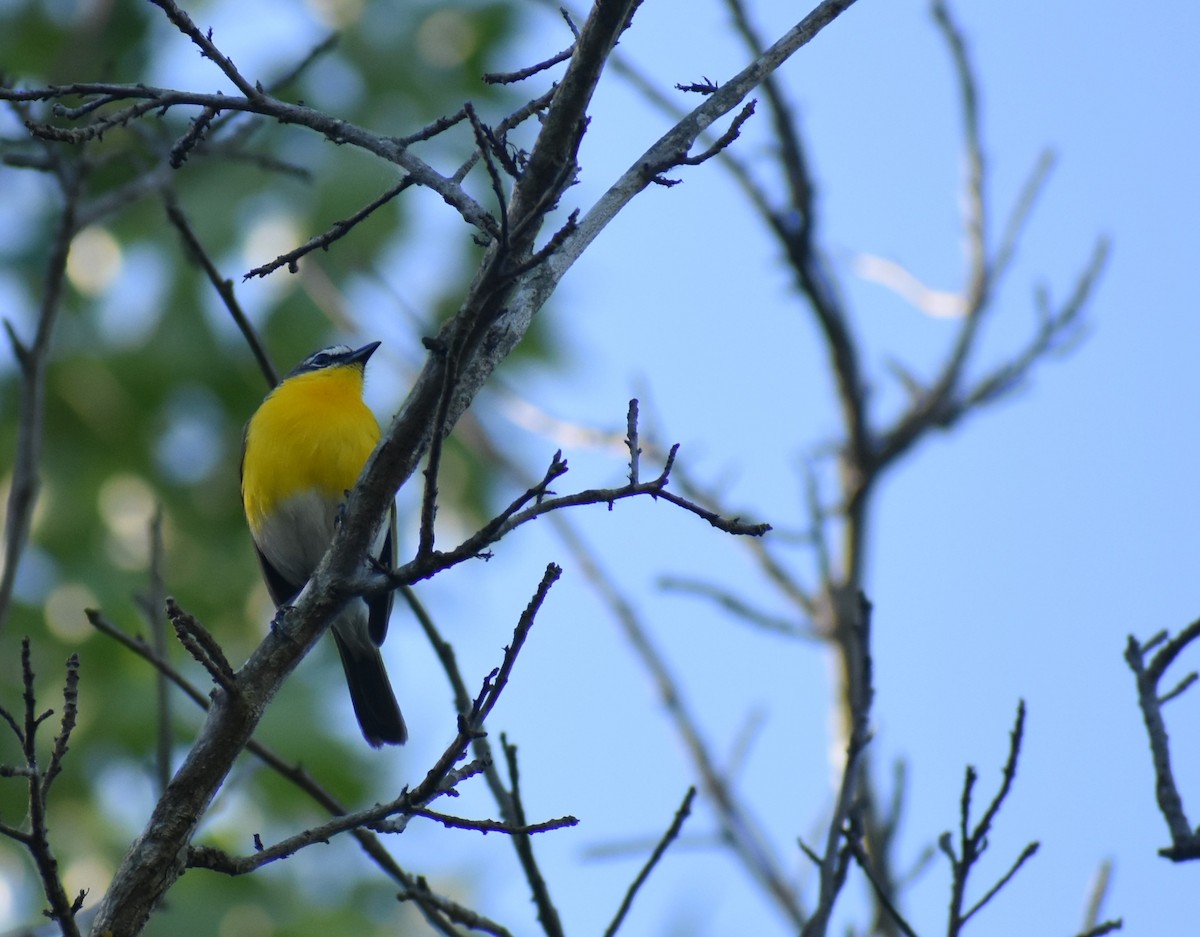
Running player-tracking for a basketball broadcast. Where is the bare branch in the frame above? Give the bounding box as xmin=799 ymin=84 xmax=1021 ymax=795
xmin=0 ymin=164 xmax=81 ymax=635
xmin=405 ymin=806 xmax=578 ymax=837
xmin=657 ymin=575 xmax=816 ymax=639
xmin=164 ymin=198 xmax=278 ymax=386
xmin=551 ymin=0 xmax=861 ymax=283
xmin=933 ymin=0 xmax=987 ymax=310
xmin=1075 ymin=922 xmax=1124 ymax=937
xmin=132 ymin=506 xmax=173 ymax=796
xmin=846 ymin=834 xmax=920 ymax=937
xmin=551 ymin=514 xmax=807 ymax=926
xmin=0 ymin=640 xmax=84 ymax=935
xmin=603 ymin=787 xmax=696 ymax=937
xmin=803 ymin=593 xmax=874 ymax=937
xmin=19 ymin=0 xmax=862 ymax=927
xmin=497 ymin=737 xmax=566 ymax=937
xmin=166 ymin=598 xmax=237 ymax=693
xmin=942 ymin=700 xmax=1039 ymax=935
xmin=145 ymin=0 xmax=262 ymax=99
xmin=40 ymin=653 xmax=79 ymax=800
xmin=642 ymin=100 xmax=757 ymax=185
xmin=485 ymin=46 xmax=576 ymax=85
xmin=625 ymin=398 xmax=642 ymax=484
xmin=243 ymin=178 xmax=417 ymax=282
xmin=84 ymin=606 xmax=484 ymax=932
xmin=1125 ymin=620 xmax=1200 ymax=861
xmin=166 ymin=31 xmax=340 ymax=168
xmin=184 ymin=752 xmax=551 ymax=876
xmin=87 ymin=587 xmax=557 ymax=936
xmin=377 ymin=442 xmax=769 ymax=599
xmin=993 ymin=149 xmax=1056 ymax=283
xmin=4 ymin=82 xmax=501 ymax=236
xmin=1079 ymin=859 xmax=1119 ymax=936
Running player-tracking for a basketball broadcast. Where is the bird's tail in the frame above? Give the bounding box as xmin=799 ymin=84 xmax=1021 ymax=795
xmin=331 ymin=615 xmax=407 ymax=747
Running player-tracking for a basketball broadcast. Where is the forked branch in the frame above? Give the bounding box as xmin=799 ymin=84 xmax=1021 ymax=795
xmin=1125 ymin=619 xmax=1200 ymax=861
xmin=0 ymin=640 xmax=85 ymax=936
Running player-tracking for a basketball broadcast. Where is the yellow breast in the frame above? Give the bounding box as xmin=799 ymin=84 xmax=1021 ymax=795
xmin=242 ymin=365 xmax=381 ymax=535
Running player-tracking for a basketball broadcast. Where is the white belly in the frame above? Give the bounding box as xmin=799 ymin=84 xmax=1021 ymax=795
xmin=253 ymin=489 xmax=389 ymax=591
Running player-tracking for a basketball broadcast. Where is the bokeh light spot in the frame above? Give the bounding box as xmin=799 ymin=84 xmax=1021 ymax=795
xmin=306 ymin=0 xmax=362 ymax=29
xmin=417 ymin=10 xmax=477 ymax=68
xmin=98 ymin=473 xmax=157 ymax=570
xmin=154 ymin=386 xmax=226 ymax=485
xmin=66 ymin=226 xmax=123 ymax=296
xmin=44 ymin=582 xmax=98 ymax=641
xmin=243 ymin=213 xmax=303 ymax=273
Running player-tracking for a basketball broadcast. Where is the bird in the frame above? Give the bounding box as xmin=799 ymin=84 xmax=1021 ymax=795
xmin=240 ymin=341 xmax=407 ymax=747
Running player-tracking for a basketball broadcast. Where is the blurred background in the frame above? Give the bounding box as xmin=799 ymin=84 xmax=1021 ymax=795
xmin=0 ymin=0 xmax=1197 ymax=934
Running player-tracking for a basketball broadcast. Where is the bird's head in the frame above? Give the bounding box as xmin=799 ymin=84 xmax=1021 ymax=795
xmin=285 ymin=341 xmax=381 ymax=380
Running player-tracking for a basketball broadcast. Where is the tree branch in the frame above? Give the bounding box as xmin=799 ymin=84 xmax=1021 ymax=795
xmin=0 ymin=640 xmax=84 ymax=935
xmin=9 ymin=0 xmax=863 ymax=928
xmin=603 ymin=787 xmax=696 ymax=937
xmin=941 ymin=700 xmax=1039 ymax=935
xmin=1125 ymin=620 xmax=1200 ymax=861
xmin=0 ymin=163 xmax=81 ymax=635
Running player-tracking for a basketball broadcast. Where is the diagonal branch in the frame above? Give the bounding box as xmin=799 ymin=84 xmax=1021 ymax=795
xmin=146 ymin=0 xmax=261 ymax=99
xmin=603 ymin=787 xmax=696 ymax=937
xmin=164 ymin=199 xmax=278 ymax=386
xmin=1125 ymin=619 xmax=1200 ymax=861
xmin=4 ymin=82 xmax=500 ymax=238
xmin=81 ymin=1 xmax=861 ymax=930
xmin=83 ymin=607 xmax=490 ymax=934
xmin=0 ymin=163 xmax=82 ymax=635
xmin=551 ymin=513 xmax=807 ymax=926
xmin=0 ymin=640 xmax=85 ymax=935
xmin=941 ymin=700 xmax=1039 ymax=935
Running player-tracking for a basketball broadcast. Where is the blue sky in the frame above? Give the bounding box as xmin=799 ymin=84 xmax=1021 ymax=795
xmin=431 ymin=1 xmax=1200 ymax=934
xmin=4 ymin=0 xmax=1199 ymax=934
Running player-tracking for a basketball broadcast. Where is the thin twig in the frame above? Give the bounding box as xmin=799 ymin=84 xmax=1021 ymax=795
xmin=45 ymin=0 xmax=863 ymax=926
xmin=0 ymin=164 xmax=81 ymax=635
xmin=1125 ymin=620 xmax=1200 ymax=860
xmin=165 ymin=199 xmax=277 ymax=386
xmin=405 ymin=806 xmax=578 ymax=836
xmin=133 ymin=506 xmax=173 ymax=795
xmin=0 ymin=640 xmax=84 ymax=935
xmin=846 ymin=835 xmax=920 ymax=937
xmin=82 ymin=607 xmax=520 ymax=936
xmin=484 ymin=45 xmax=576 ymax=85
xmin=145 ymin=0 xmax=262 ymax=99
xmin=625 ymin=398 xmax=641 ymax=484
xmin=803 ymin=593 xmax=874 ymax=937
xmin=501 ymin=736 xmax=566 ymax=937
xmin=166 ymin=598 xmax=237 ymax=692
xmin=551 ymin=513 xmax=806 ymax=926
xmin=5 ymin=81 xmax=501 ymax=237
xmin=657 ymin=575 xmax=816 ymax=640
xmin=380 ymin=444 xmax=768 ymax=596
xmin=603 ymin=787 xmax=696 ymax=937
xmin=243 ymin=177 xmax=418 ymax=281
xmin=942 ymin=700 xmax=1038 ymax=935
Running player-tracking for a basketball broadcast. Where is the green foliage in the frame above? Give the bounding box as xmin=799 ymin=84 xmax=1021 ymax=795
xmin=0 ymin=0 xmax=542 ymax=929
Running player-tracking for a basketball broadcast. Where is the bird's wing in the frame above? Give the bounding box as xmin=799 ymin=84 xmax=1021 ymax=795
xmin=241 ymin=420 xmax=302 ymax=606
xmin=368 ymin=503 xmax=396 ymax=646
xmin=254 ymin=542 xmax=302 ymax=607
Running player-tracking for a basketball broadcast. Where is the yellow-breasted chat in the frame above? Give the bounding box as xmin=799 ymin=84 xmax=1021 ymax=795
xmin=241 ymin=341 xmax=406 ymax=747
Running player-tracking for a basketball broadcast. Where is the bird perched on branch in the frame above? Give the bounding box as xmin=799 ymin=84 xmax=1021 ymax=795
xmin=241 ymin=341 xmax=406 ymax=747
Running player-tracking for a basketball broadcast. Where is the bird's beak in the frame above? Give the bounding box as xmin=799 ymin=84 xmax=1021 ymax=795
xmin=346 ymin=341 xmax=381 ymax=366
